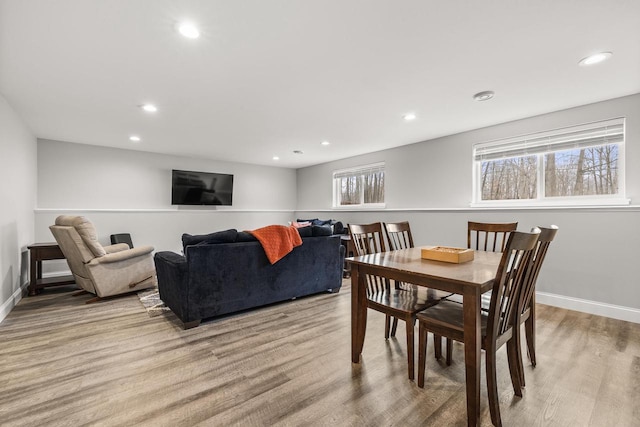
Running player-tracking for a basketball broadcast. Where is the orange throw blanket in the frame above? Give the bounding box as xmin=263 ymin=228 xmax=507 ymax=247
xmin=248 ymin=225 xmax=303 ymax=264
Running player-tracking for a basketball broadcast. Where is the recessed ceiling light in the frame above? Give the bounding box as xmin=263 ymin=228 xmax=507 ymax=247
xmin=403 ymin=113 xmax=416 ymax=121
xmin=473 ymin=91 xmax=495 ymax=101
xmin=272 ymin=156 xmax=280 ymax=161
xmin=129 ymin=135 xmax=141 ymax=142
xmin=578 ymin=52 xmax=612 ymax=66
xmin=177 ymin=22 xmax=200 ymax=39
xmin=321 ymin=141 xmax=330 ymax=146
xmin=141 ymin=104 xmax=158 ymax=113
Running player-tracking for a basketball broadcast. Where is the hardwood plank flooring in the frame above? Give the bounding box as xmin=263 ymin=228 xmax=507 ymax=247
xmin=1 ymin=281 xmax=639 ymax=426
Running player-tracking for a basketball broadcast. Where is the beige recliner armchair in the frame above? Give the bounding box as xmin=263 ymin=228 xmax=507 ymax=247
xmin=49 ymin=215 xmax=157 ymax=303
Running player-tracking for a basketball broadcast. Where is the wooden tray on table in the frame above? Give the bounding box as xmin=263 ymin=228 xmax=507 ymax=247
xmin=421 ymin=246 xmax=474 ymax=263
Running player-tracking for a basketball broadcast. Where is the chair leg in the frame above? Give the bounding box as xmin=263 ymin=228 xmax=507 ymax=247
xmin=485 ymin=346 xmax=503 ymax=427
xmin=506 ymin=338 xmax=523 ymax=397
xmin=525 ymin=314 xmax=536 ymax=367
xmin=406 ymin=319 xmax=415 ymax=380
xmin=417 ymin=322 xmax=427 ymax=388
xmin=385 ymin=315 xmax=391 ymax=339
xmin=446 ymin=338 xmax=453 ymax=366
xmin=391 ymin=317 xmax=399 ymax=337
xmin=434 ymin=334 xmax=442 ymax=360
xmin=515 ymin=323 xmax=526 ymax=388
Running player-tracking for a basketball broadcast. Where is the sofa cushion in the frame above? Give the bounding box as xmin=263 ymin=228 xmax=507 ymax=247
xmin=236 ymin=231 xmax=258 ymax=242
xmin=182 ymin=229 xmax=238 ymax=250
xmin=312 ymin=225 xmax=332 ymax=236
xmin=297 ymin=226 xmax=313 ymax=238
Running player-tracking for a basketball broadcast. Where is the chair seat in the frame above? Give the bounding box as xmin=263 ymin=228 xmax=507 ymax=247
xmin=368 ymin=288 xmax=441 ymax=314
xmin=443 ymin=292 xmax=492 ymax=312
xmin=416 ymin=300 xmax=489 ymax=336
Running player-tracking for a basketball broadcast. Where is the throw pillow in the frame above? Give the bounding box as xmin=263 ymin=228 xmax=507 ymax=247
xmin=297 ymin=218 xmax=318 ymax=224
xmin=291 ymin=221 xmax=312 ymax=228
xmin=312 ymin=225 xmax=332 ymax=236
xmin=296 ymin=226 xmax=313 ymax=238
xmin=182 ymin=229 xmax=238 ymax=250
xmin=331 ymin=221 xmax=345 ymax=235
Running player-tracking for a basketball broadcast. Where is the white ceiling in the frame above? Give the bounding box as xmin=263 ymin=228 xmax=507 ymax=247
xmin=1 ymin=0 xmax=639 ymax=168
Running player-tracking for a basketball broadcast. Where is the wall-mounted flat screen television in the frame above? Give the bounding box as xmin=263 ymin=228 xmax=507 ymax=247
xmin=171 ymin=169 xmax=234 ymax=206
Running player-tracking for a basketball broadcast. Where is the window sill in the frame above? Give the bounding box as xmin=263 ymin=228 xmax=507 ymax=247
xmin=470 ymin=197 xmax=631 ymax=209
xmin=332 ymin=204 xmax=386 ymax=209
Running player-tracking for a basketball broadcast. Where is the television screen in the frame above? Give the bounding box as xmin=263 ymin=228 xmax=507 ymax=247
xmin=171 ymin=169 xmax=234 ymax=206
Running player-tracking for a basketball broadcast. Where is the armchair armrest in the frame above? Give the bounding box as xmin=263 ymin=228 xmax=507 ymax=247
xmin=103 ymin=243 xmax=130 ymax=254
xmin=91 ymin=245 xmax=154 ymax=264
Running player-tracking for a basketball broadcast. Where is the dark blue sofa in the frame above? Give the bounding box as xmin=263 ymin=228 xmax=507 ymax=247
xmin=154 ymin=232 xmax=345 ymax=329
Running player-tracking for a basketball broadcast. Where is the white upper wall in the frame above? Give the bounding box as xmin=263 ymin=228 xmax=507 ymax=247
xmin=35 ymin=140 xmax=298 ymax=255
xmin=0 ymin=93 xmax=36 ymax=320
xmin=297 ymin=94 xmax=639 ymax=209
xmin=38 ymin=139 xmax=297 ymax=211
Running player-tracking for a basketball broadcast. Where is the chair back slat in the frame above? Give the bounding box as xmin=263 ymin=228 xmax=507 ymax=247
xmin=384 ymin=221 xmax=414 ymax=250
xmin=487 ymin=229 xmax=539 ymax=339
xmin=519 ymin=226 xmax=559 ymax=316
xmin=349 ymin=223 xmax=390 ymax=295
xmin=349 ymin=223 xmax=387 ymax=256
xmin=468 ymin=221 xmax=518 ymax=252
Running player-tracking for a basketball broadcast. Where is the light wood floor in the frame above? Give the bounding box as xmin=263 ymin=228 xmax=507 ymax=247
xmin=1 ymin=280 xmax=639 ymax=426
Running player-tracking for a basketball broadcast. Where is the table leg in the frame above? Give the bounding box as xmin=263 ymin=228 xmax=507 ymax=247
xmin=463 ymin=287 xmax=481 ymax=426
xmin=28 ymin=251 xmax=38 ymax=296
xmin=351 ymin=264 xmax=367 ymax=363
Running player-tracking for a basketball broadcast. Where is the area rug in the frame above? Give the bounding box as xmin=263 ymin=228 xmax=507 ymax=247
xmin=137 ymin=288 xmax=171 ymax=317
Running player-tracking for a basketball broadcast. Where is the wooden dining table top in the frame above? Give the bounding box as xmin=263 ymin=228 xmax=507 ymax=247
xmin=348 ymin=247 xmax=501 ymax=292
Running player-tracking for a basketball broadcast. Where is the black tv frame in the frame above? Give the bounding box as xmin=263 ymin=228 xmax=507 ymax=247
xmin=171 ymin=169 xmax=234 ymax=206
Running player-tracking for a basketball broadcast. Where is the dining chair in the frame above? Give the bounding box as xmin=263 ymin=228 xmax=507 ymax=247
xmin=439 ymin=221 xmax=519 ymax=363
xmin=349 ymin=222 xmax=440 ymax=380
xmin=468 ymin=221 xmax=518 ymax=252
xmin=384 ymin=221 xmax=449 ymax=354
xmin=514 ymin=225 xmax=558 ymax=388
xmin=384 ymin=221 xmax=414 ymax=251
xmin=417 ymin=229 xmax=540 ymax=427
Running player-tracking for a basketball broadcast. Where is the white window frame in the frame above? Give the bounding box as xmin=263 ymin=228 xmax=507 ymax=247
xmin=471 ymin=118 xmax=629 ymax=207
xmin=333 ymin=162 xmax=385 ymax=208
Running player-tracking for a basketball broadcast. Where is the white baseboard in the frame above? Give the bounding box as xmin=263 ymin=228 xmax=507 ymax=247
xmin=536 ymin=291 xmax=640 ymax=324
xmin=0 ymin=283 xmax=28 ymax=324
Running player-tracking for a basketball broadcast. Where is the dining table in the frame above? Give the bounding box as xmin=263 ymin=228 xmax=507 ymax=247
xmin=350 ymin=247 xmax=503 ymax=427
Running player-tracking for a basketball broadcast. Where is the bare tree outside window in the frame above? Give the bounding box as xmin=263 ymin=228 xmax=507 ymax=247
xmin=481 ymin=156 xmax=537 ymax=200
xmin=363 ymin=170 xmax=384 ymax=204
xmin=545 ymin=145 xmax=618 ymax=197
xmin=339 ymin=176 xmax=362 ymax=205
xmin=474 ymin=118 xmax=624 ymax=205
xmin=334 ymin=164 xmax=385 ymax=207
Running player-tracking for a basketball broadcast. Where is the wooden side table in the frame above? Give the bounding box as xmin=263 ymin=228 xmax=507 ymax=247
xmin=27 ymin=242 xmax=76 ymax=296
xmin=340 ymin=234 xmax=355 ymax=278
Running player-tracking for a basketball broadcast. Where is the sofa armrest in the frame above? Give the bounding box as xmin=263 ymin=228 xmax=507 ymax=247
xmin=103 ymin=243 xmax=130 ymax=254
xmin=154 ymin=251 xmax=189 ymax=323
xmin=92 ymin=245 xmax=154 ymax=264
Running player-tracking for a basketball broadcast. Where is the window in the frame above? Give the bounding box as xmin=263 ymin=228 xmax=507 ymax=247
xmin=333 ymin=163 xmax=385 ymax=208
xmin=473 ymin=118 xmax=627 ymax=206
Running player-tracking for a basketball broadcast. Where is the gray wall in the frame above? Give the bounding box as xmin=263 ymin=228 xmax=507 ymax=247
xmin=35 ymin=140 xmax=297 ymax=258
xmin=0 ymin=93 xmax=36 ymax=321
xmin=296 ymin=94 xmax=640 ymax=322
